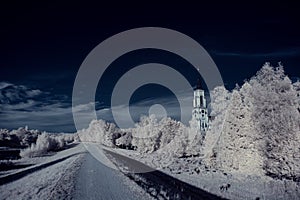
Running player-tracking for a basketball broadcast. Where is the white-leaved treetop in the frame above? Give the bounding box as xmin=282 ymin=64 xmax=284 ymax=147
xmin=203 ymin=86 xmax=231 ymax=168
xmin=202 ymin=63 xmax=299 ymax=179
xmin=251 ymin=63 xmax=300 ymax=180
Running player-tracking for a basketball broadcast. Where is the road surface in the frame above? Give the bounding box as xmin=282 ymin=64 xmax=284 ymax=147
xmin=73 ymin=143 xmax=224 ymax=200
xmin=73 ymin=151 xmax=149 ymax=200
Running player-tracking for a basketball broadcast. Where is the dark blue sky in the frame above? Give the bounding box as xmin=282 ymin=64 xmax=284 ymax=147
xmin=0 ymin=1 xmax=299 ymax=132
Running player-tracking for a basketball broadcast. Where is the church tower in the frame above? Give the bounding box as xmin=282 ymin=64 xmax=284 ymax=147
xmin=192 ymin=79 xmax=209 ymax=132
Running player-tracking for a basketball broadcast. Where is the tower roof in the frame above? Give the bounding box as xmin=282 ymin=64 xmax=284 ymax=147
xmin=194 ymin=79 xmax=203 ymax=90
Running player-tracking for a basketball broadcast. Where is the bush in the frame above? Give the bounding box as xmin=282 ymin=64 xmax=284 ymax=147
xmin=0 ymin=127 xmax=40 ymax=148
xmin=20 ymin=133 xmax=73 ymax=158
xmin=78 ymin=119 xmax=120 ymax=147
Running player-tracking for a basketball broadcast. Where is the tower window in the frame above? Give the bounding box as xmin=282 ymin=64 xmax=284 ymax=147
xmin=200 ymin=96 xmax=203 ymax=106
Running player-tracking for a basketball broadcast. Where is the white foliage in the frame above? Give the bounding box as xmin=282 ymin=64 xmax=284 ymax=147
xmin=251 ymin=63 xmax=300 ymax=180
xmin=130 ymin=115 xmax=184 ymax=154
xmin=78 ymin=119 xmax=119 ymax=147
xmin=20 ymin=132 xmax=73 ymax=157
xmin=293 ymin=81 xmax=300 ymax=112
xmin=0 ymin=127 xmax=40 ymax=148
xmin=211 ymin=88 xmax=263 ymax=174
xmin=203 ymin=86 xmax=231 ymax=167
xmin=164 ymin=122 xmax=189 ymax=157
xmin=203 ymin=63 xmax=299 ymax=179
xmin=115 ymin=131 xmax=132 ymax=148
xmin=81 ymin=115 xmax=191 ymax=158
xmin=185 ymin=118 xmax=203 ymax=156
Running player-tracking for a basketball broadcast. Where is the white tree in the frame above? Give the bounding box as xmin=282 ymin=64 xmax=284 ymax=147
xmin=20 ymin=132 xmax=69 ymax=157
xmin=212 ymin=90 xmax=244 ymax=171
xmin=78 ymin=119 xmax=119 ymax=147
xmin=237 ymin=82 xmax=264 ymax=174
xmin=185 ymin=118 xmax=203 ymax=156
xmin=131 ymin=115 xmax=161 ymax=153
xmin=157 ymin=117 xmax=179 ymax=149
xmin=130 ymin=115 xmax=184 ymax=154
xmin=293 ymin=81 xmax=300 ymax=113
xmin=203 ymin=86 xmax=231 ymax=168
xmin=212 ymin=85 xmax=264 ymax=174
xmin=115 ymin=131 xmax=132 ymax=149
xmin=251 ymin=63 xmax=300 ymax=180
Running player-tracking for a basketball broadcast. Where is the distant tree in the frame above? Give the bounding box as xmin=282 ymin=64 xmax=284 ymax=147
xmin=131 ymin=115 xmax=161 ymax=153
xmin=131 ymin=115 xmax=183 ymax=154
xmin=20 ymin=132 xmax=71 ymax=157
xmin=78 ymin=119 xmax=119 ymax=147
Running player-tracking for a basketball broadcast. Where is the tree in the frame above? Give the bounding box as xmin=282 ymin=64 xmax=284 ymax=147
xmin=237 ymin=82 xmax=263 ymax=174
xmin=78 ymin=119 xmax=119 ymax=147
xmin=185 ymin=118 xmax=203 ymax=156
xmin=130 ymin=115 xmax=183 ymax=154
xmin=214 ymin=85 xmax=263 ymax=174
xmin=293 ymin=81 xmax=300 ymax=113
xmin=115 ymin=131 xmax=133 ymax=149
xmin=203 ymin=86 xmax=231 ymax=168
xmin=251 ymin=63 xmax=300 ymax=180
xmin=131 ymin=115 xmax=161 ymax=153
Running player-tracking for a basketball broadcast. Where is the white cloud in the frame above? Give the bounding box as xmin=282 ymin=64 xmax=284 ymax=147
xmin=25 ymin=89 xmax=42 ymax=97
xmin=0 ymin=82 xmax=13 ymax=90
xmin=0 ymin=82 xmax=43 ymax=104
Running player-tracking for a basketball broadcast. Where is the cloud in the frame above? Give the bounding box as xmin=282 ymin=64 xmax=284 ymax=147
xmin=0 ymin=82 xmax=42 ymax=104
xmin=25 ymin=89 xmax=42 ymax=97
xmin=0 ymin=82 xmax=13 ymax=90
xmin=0 ymin=82 xmax=97 ymax=132
xmin=0 ymin=101 xmax=101 ymax=133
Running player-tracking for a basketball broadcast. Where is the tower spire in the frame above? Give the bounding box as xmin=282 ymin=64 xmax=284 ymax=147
xmin=194 ymin=78 xmax=203 ymax=90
